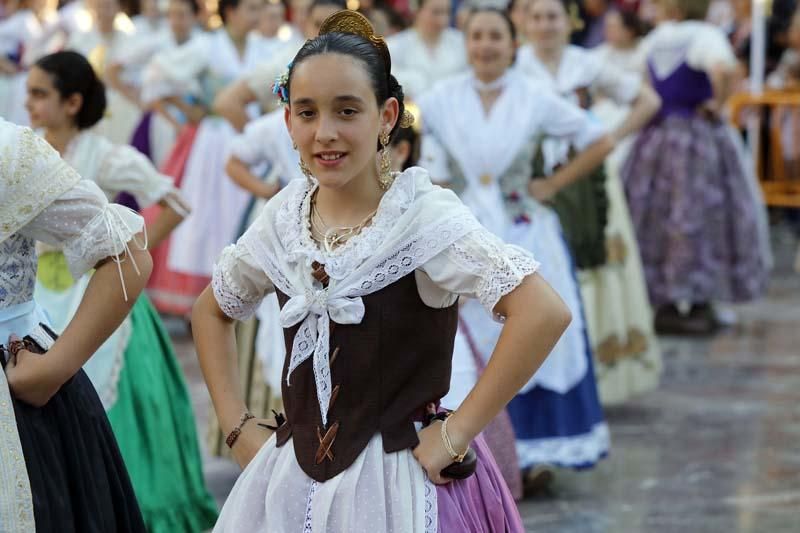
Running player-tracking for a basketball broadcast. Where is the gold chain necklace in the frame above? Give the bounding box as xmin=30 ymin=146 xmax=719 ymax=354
xmin=310 ymin=193 xmax=378 ymax=252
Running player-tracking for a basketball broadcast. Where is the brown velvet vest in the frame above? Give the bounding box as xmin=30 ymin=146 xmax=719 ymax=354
xmin=274 ymin=271 xmax=458 ymax=482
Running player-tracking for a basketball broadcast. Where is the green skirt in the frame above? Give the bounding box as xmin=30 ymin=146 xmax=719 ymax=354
xmin=105 ymin=296 xmax=218 ymax=532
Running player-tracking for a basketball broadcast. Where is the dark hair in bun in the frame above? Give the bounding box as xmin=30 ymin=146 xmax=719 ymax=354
xmin=287 ymin=31 xmax=407 ymax=145
xmin=35 ymin=51 xmax=106 ymax=130
xmin=218 ymin=0 xmax=243 ymax=24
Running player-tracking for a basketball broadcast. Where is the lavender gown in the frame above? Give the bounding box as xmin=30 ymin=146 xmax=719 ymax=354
xmin=622 ymin=58 xmax=769 ymax=307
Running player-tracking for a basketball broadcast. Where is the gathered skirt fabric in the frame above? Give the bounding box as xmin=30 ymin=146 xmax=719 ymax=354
xmin=12 ymin=367 xmax=146 ymax=533
xmin=167 ymin=117 xmax=250 ymax=277
xmin=105 ymin=296 xmax=219 ymax=533
xmin=214 ymin=432 xmax=523 ymax=532
xmin=622 ymin=115 xmax=770 ymax=307
xmin=579 ymin=151 xmax=662 ymax=405
xmin=35 ymin=252 xmax=218 ymax=532
xmin=144 ymin=124 xmax=209 ymax=316
xmin=508 ymin=348 xmax=610 ymax=470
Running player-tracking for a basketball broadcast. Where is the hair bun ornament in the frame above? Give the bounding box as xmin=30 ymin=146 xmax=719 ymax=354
xmin=399 ymin=109 xmax=415 ymax=129
xmin=272 ymin=62 xmax=292 ymax=104
xmin=318 ymin=10 xmax=391 ymax=75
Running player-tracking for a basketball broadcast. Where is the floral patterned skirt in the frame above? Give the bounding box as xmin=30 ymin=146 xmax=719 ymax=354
xmin=622 ymin=115 xmax=770 ymax=307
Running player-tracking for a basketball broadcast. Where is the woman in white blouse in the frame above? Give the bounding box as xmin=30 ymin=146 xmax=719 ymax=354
xmin=26 ymin=51 xmax=218 ymax=533
xmin=518 ymin=0 xmax=664 ymax=406
xmin=420 ymin=5 xmax=615 ymax=490
xmin=0 ymin=117 xmax=150 ymax=531
xmin=386 ymin=0 xmax=468 ymax=98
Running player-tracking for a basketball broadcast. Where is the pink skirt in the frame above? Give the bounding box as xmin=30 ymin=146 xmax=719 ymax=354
xmin=437 ymin=433 xmax=525 ymax=532
xmin=145 ymin=125 xmax=210 ymax=316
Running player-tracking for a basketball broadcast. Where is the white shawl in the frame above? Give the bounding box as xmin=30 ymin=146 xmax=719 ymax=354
xmin=240 ymin=167 xmax=483 ymax=424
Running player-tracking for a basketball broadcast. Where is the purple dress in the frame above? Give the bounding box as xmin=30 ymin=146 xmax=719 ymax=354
xmin=621 ymin=58 xmax=769 ymax=307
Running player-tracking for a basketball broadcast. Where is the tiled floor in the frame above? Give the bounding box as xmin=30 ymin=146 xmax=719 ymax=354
xmin=170 ymin=229 xmax=800 ymax=532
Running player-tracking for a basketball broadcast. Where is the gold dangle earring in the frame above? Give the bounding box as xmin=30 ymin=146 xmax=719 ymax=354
xmin=378 ymin=130 xmax=393 ymax=190
xmin=294 ymin=141 xmax=313 ymax=182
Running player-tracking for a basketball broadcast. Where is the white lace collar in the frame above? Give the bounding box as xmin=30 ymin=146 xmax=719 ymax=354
xmin=276 ymin=168 xmax=418 ymax=281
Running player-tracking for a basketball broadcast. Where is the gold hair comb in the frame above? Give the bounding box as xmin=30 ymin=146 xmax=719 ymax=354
xmin=318 ymin=10 xmax=415 ymax=129
xmin=318 ymin=10 xmax=392 ymax=74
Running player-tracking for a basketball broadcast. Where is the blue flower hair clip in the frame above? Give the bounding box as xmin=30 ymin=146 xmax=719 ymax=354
xmin=272 ymin=62 xmax=292 ymax=105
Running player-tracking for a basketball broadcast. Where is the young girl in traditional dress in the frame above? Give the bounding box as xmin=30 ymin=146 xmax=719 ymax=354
xmin=622 ymin=0 xmax=770 ymax=334
xmin=0 ymin=117 xmax=150 ymax=531
xmin=204 ymin=105 xmax=428 ymax=458
xmin=193 ymin=10 xmax=570 ymax=531
xmin=27 ymin=51 xmax=218 ymax=533
xmin=420 ymin=6 xmax=612 ymax=489
xmin=518 ymin=0 xmax=663 ymax=404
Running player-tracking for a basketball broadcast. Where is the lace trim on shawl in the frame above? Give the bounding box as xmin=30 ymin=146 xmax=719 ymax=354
xmin=276 ymin=170 xmax=416 ymax=281
xmin=241 ymin=170 xmax=484 ymax=425
xmin=302 ymin=480 xmax=318 ymax=533
xmin=245 ymin=205 xmax=481 ymax=426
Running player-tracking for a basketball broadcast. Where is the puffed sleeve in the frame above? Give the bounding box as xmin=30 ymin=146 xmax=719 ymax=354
xmin=418 ymin=227 xmax=540 ymax=318
xmin=212 ymin=241 xmax=275 ymax=320
xmin=20 ymin=180 xmax=145 ymax=281
xmin=141 ymin=35 xmax=210 ymax=104
xmin=686 ymin=24 xmax=737 ymax=73
xmin=538 ymin=89 xmax=608 ymax=150
xmin=592 ymin=61 xmax=642 ymax=105
xmin=228 ymin=115 xmax=276 ymax=166
xmin=96 ymin=144 xmax=189 ymax=215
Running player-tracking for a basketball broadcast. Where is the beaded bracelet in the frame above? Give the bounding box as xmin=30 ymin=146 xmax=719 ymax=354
xmin=226 ymin=412 xmax=255 ymax=449
xmin=441 ymin=414 xmax=468 ymax=463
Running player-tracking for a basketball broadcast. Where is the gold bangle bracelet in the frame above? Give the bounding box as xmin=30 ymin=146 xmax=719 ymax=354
xmin=441 ymin=414 xmax=468 ymax=463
